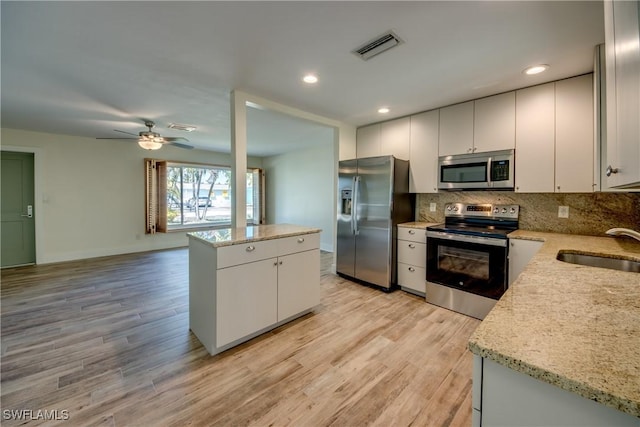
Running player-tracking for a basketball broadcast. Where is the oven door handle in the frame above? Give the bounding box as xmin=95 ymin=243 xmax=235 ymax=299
xmin=426 ymin=231 xmax=507 ymax=248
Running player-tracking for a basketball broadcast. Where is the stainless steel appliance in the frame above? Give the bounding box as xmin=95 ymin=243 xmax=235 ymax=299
xmin=426 ymin=203 xmax=519 ymax=319
xmin=337 ymin=156 xmax=413 ymax=290
xmin=438 ymin=149 xmax=515 ymax=190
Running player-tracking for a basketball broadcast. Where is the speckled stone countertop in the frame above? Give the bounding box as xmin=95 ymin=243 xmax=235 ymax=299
xmin=397 ymin=221 xmax=440 ymax=229
xmin=187 ymin=224 xmax=321 ymax=248
xmin=469 ymin=230 xmax=640 ymax=418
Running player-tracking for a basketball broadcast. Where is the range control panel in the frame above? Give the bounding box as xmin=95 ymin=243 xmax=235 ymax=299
xmin=444 ymin=203 xmax=519 ymax=219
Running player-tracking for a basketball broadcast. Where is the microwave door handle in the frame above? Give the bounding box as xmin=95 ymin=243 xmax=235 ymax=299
xmin=487 ymin=157 xmax=492 ymax=188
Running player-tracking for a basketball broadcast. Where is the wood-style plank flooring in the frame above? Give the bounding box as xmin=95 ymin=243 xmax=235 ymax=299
xmin=1 ymin=249 xmax=480 ymax=426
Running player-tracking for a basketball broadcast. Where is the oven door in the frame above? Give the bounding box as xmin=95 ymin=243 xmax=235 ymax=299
xmin=426 ymin=232 xmax=508 ymax=300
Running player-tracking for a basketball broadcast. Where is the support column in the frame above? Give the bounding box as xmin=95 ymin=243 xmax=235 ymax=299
xmin=230 ymin=90 xmax=247 ymax=228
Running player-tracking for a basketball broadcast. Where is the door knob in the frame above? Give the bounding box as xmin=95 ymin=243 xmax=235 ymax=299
xmin=605 ymin=165 xmax=619 ymax=177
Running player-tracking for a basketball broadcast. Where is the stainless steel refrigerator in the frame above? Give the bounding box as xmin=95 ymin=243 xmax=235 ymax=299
xmin=336 ymin=155 xmax=413 ymax=290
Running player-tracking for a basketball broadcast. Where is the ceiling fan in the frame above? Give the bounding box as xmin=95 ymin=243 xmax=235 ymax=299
xmin=98 ymin=120 xmax=194 ymax=150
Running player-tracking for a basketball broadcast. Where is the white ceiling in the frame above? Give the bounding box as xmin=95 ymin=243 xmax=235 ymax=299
xmin=1 ymin=1 xmax=604 ymax=156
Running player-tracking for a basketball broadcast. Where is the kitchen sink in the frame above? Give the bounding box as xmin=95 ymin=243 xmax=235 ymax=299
xmin=556 ymin=251 xmax=640 ymax=273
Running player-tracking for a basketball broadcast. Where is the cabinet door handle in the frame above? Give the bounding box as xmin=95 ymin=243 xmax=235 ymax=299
xmin=297 ymin=237 xmax=305 ymax=243
xmin=279 ymin=261 xmax=283 ymax=265
xmin=408 ymin=229 xmax=415 ymax=235
xmin=246 ymin=245 xmax=256 ymax=252
xmin=274 ymin=261 xmax=278 ymax=266
xmin=408 ymin=244 xmax=416 ymax=249
xmin=408 ymin=267 xmax=415 ymax=272
xmin=606 ymin=165 xmax=619 ymax=177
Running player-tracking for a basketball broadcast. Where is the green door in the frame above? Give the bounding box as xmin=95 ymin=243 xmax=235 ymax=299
xmin=1 ymin=151 xmax=35 ymax=267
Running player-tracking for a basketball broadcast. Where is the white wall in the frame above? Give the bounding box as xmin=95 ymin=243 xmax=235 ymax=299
xmin=1 ymin=128 xmax=263 ymax=264
xmin=262 ymin=141 xmax=335 ymax=252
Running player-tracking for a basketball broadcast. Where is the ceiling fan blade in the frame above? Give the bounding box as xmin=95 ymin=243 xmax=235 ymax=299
xmin=162 ymin=136 xmax=189 ymax=142
xmin=96 ymin=137 xmax=138 ymax=140
xmin=167 ymin=141 xmax=194 ymax=150
xmin=113 ymin=129 xmax=140 ymax=137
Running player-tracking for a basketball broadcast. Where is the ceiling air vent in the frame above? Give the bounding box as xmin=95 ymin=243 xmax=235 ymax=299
xmin=352 ymin=31 xmax=403 ymax=61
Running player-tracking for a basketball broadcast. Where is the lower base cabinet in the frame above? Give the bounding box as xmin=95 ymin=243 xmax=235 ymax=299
xmin=189 ymin=232 xmax=320 ymax=355
xmin=473 ymin=356 xmax=638 ymax=426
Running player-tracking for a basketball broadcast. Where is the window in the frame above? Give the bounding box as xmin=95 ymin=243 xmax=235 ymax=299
xmin=145 ymin=159 xmax=263 ymax=233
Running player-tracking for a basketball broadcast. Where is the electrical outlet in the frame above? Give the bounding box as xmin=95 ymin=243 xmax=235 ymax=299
xmin=430 ymin=202 xmax=437 ymax=212
xmin=558 ymin=206 xmax=569 ymax=218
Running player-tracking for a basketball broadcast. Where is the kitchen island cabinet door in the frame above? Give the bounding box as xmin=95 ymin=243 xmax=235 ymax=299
xmin=277 ymin=249 xmax=320 ymax=322
xmin=515 ymin=83 xmax=555 ymax=192
xmin=216 ymin=259 xmax=278 ymax=348
xmin=409 ymin=110 xmax=439 ymax=193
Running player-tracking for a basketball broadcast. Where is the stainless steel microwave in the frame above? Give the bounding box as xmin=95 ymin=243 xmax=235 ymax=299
xmin=438 ymin=149 xmax=515 ymax=190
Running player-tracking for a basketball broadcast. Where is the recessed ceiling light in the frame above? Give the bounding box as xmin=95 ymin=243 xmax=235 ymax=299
xmin=523 ymin=64 xmax=549 ymax=75
xmin=378 ymin=107 xmax=390 ymax=114
xmin=302 ymin=74 xmax=318 ymax=84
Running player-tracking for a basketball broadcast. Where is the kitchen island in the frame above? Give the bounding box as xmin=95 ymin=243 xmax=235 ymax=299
xmin=187 ymin=224 xmax=321 ymax=356
xmin=469 ymin=231 xmax=640 ymax=426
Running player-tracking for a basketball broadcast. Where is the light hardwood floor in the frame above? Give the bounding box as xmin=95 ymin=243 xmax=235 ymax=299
xmin=1 ymin=249 xmax=480 ymax=426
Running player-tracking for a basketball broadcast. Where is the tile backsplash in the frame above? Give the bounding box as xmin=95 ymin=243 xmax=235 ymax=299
xmin=417 ymin=192 xmax=640 ymax=236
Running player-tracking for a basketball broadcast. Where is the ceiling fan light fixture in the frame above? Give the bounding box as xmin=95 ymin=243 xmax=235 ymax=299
xmin=138 ymin=139 xmax=163 ymax=150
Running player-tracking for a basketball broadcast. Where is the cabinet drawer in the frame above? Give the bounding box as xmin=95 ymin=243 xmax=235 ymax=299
xmin=397 ymin=227 xmax=427 ymax=243
xmin=278 ymin=233 xmax=320 ymax=256
xmin=217 ymin=239 xmax=279 ymax=269
xmin=397 ymin=241 xmax=426 ymax=266
xmin=398 ymin=263 xmax=426 ymax=294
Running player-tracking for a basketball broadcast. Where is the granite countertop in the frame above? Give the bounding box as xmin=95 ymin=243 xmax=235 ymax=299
xmin=187 ymin=224 xmax=321 ymax=248
xmin=397 ymin=221 xmax=440 ymax=229
xmin=469 ymin=230 xmax=640 ymax=418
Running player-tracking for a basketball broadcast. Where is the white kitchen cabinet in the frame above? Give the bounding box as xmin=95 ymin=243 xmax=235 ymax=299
xmin=189 ymin=231 xmax=320 ymax=355
xmin=474 ymin=92 xmax=516 ymax=153
xmin=409 ymin=110 xmax=439 ymax=193
xmin=356 ymin=123 xmax=381 ymax=158
xmin=217 ymin=258 xmax=278 ymax=347
xmin=277 ymin=248 xmax=320 ymax=321
xmin=508 ymin=238 xmax=543 ymax=286
xmin=397 ymin=226 xmax=427 ymax=296
xmin=475 ymin=356 xmax=638 ymax=426
xmin=438 ymin=101 xmax=474 ymax=156
xmin=555 ymin=74 xmax=595 ymax=193
xmin=380 ymin=117 xmax=410 ymax=160
xmin=515 ymin=76 xmax=595 ymax=193
xmin=515 ymin=83 xmax=556 ymax=192
xmin=604 ymin=0 xmax=640 ymax=189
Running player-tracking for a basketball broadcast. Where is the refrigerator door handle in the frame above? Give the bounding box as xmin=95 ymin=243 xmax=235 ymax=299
xmin=353 ymin=176 xmax=360 ymax=235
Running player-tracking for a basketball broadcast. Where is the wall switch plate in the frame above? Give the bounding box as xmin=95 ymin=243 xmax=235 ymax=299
xmin=430 ymin=202 xmax=437 ymax=212
xmin=558 ymin=206 xmax=569 ymax=218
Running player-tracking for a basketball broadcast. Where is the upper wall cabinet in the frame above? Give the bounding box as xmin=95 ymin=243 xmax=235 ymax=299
xmin=356 ymin=123 xmax=381 ymax=159
xmin=515 ymin=75 xmax=595 ymax=193
xmin=603 ymin=0 xmax=640 ymax=189
xmin=438 ymin=94 xmax=515 ymax=157
xmin=515 ymin=83 xmax=556 ymax=192
xmin=380 ymin=117 xmax=410 ymax=160
xmin=474 ymin=92 xmax=516 ymax=153
xmin=356 ymin=117 xmax=410 ymax=160
xmin=409 ymin=110 xmax=439 ymax=193
xmin=438 ymin=101 xmax=474 ymax=156
xmin=555 ymin=74 xmax=595 ymax=192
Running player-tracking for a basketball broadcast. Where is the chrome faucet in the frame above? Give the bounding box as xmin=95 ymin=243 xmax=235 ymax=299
xmin=606 ymin=228 xmax=640 ymax=243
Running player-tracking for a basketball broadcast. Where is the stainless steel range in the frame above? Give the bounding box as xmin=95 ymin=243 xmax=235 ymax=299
xmin=425 ymin=203 xmax=519 ymax=320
